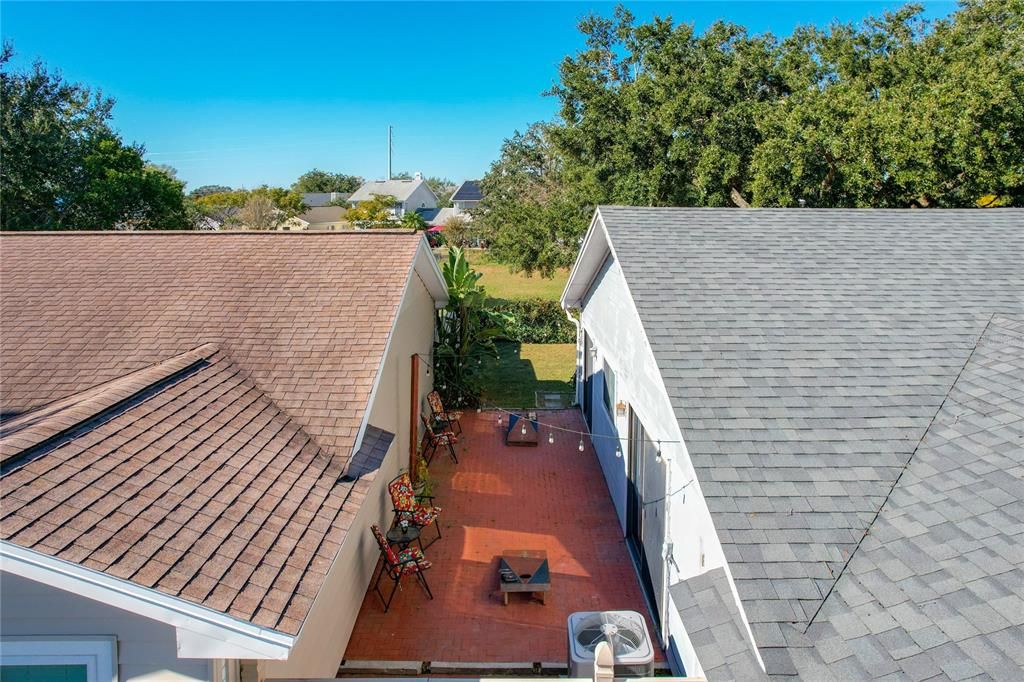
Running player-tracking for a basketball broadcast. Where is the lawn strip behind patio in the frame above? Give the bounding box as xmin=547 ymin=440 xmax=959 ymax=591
xmin=479 ymin=341 xmax=576 ymax=408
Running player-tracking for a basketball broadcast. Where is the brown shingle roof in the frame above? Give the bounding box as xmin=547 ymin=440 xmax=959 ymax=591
xmin=1 ymin=345 xmax=394 ymax=634
xmin=0 ymin=343 xmax=215 ymax=466
xmin=0 ymin=231 xmax=419 ymax=634
xmin=0 ymin=231 xmax=419 ymax=457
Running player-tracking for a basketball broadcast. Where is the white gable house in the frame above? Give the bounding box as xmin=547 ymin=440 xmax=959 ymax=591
xmin=348 ymin=174 xmax=437 ymax=218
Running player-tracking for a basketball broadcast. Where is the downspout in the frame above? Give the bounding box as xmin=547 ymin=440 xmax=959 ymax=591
xmin=564 ymin=306 xmax=583 ymax=405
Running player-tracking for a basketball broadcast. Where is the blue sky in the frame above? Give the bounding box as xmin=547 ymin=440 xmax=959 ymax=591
xmin=2 ymin=1 xmax=957 ymax=191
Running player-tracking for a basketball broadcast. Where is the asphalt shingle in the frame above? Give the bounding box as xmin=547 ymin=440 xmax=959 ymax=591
xmin=596 ymin=207 xmax=1024 ymax=680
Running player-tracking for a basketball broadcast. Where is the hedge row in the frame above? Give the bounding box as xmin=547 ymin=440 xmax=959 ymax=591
xmin=493 ymin=298 xmax=576 ymax=344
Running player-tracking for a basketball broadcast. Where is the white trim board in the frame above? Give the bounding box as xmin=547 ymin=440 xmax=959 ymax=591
xmin=0 ymin=542 xmax=293 ymax=660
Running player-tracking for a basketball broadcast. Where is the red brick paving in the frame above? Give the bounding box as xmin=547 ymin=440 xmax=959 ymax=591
xmin=344 ymin=409 xmax=662 ymax=664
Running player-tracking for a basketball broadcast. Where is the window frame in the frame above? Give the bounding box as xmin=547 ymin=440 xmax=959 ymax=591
xmin=0 ymin=637 xmax=117 ymax=682
xmin=603 ymin=359 xmax=616 ymax=419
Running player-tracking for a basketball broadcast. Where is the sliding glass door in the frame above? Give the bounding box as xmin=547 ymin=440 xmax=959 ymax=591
xmin=626 ymin=408 xmax=665 ymax=629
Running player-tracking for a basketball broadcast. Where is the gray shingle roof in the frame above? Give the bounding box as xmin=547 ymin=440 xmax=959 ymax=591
xmin=301 ymin=192 xmax=350 ymax=207
xmin=597 ymin=207 xmax=1024 ymax=679
xmin=348 ymin=178 xmax=432 ymax=203
xmin=297 ymin=206 xmax=346 ymax=224
xmin=670 ymin=568 xmax=767 ymax=680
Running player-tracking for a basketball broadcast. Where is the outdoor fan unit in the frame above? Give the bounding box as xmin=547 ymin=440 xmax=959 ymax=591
xmin=568 ymin=610 xmax=654 ymax=678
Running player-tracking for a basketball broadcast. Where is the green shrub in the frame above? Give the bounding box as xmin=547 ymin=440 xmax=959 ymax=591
xmin=493 ymin=298 xmax=576 ymax=343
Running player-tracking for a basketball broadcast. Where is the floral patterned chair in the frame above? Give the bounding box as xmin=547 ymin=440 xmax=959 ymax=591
xmin=371 ymin=524 xmax=433 ymax=612
xmin=388 ymin=472 xmax=442 ymax=547
xmin=428 ymin=390 xmax=462 ymax=435
xmin=421 ymin=413 xmax=458 ymax=465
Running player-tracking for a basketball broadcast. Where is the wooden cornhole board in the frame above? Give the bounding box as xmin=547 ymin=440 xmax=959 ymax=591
xmin=506 ymin=413 xmax=539 ymax=446
xmin=499 ymin=549 xmax=550 ymax=605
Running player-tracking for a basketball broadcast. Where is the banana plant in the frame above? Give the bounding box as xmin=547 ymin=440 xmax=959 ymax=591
xmin=434 ymin=247 xmax=510 ymax=407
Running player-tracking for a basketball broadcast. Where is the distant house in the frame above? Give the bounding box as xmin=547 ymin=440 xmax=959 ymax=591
xmin=428 ymin=207 xmax=457 ymax=227
xmin=301 ymin=191 xmax=350 ymax=208
xmin=285 ymin=206 xmax=349 ymax=230
xmin=0 ymin=231 xmax=448 ymax=680
xmin=561 ymin=207 xmax=1024 ymax=680
xmin=429 ymin=180 xmax=482 ymax=228
xmin=450 ymin=180 xmax=482 ymax=214
xmin=348 ymin=173 xmax=437 ymax=218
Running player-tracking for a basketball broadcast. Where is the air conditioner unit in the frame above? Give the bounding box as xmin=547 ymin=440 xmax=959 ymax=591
xmin=568 ymin=610 xmax=654 ymax=678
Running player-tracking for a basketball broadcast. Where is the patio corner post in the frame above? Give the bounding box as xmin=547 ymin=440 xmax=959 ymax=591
xmin=410 ymin=352 xmax=420 ymax=481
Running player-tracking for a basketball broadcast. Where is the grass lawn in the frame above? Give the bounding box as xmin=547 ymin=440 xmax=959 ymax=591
xmin=478 ymin=341 xmax=577 ymax=408
xmin=437 ymin=247 xmax=569 ymax=302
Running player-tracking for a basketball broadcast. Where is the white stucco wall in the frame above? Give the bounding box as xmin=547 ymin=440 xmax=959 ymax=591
xmin=573 ymin=219 xmax=744 ymax=677
xmin=0 ymin=571 xmax=212 ymax=682
xmin=262 ymin=268 xmax=436 ymax=679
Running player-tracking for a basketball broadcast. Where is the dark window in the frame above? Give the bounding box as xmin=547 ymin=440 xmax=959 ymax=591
xmin=603 ymin=361 xmax=616 ymax=418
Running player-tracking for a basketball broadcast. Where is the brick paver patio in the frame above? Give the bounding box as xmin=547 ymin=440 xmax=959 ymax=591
xmin=343 ymin=409 xmax=662 ymax=664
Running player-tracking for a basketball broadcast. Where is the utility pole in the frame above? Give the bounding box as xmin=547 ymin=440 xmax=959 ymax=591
xmin=387 ymin=125 xmax=393 ymax=180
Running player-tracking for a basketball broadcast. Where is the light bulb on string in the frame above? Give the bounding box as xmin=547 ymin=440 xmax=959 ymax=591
xmin=655 ymin=441 xmax=663 ymax=464
xmin=497 ymin=414 xmax=503 ymax=426
xmin=615 ymin=442 xmax=623 ymax=458
xmin=548 ymin=432 xmax=554 ymax=445
xmin=578 ymin=439 xmax=585 ymax=452
xmin=521 ymin=423 xmax=527 ymax=435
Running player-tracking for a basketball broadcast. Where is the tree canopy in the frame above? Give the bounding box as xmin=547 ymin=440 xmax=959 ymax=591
xmin=346 ymin=194 xmax=398 ymax=228
xmin=478 ymin=0 xmax=1024 ymax=274
xmin=192 ymin=186 xmax=306 ymax=228
xmin=291 ymin=169 xmax=362 ymax=194
xmin=1 ymin=43 xmax=190 ymax=230
xmin=189 ymin=184 xmax=232 ymax=198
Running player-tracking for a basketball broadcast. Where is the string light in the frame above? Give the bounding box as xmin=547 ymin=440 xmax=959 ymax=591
xmin=655 ymin=441 xmax=663 ymax=464
xmin=548 ymin=432 xmax=555 ymax=444
xmin=615 ymin=442 xmax=622 ymax=458
xmin=521 ymin=423 xmax=527 ymax=435
xmin=578 ymin=438 xmax=585 ymax=452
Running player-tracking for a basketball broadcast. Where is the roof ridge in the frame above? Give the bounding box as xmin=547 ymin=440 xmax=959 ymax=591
xmin=0 ymin=343 xmax=218 ymax=467
xmin=800 ymin=314 xmax=999 ymax=633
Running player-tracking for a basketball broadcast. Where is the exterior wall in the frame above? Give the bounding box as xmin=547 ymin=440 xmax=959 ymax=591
xmin=0 ymin=571 xmax=211 ymax=682
xmin=453 ymin=199 xmax=480 ymax=213
xmin=575 ymin=228 xmax=744 ymax=677
xmin=403 ymin=184 xmax=438 ymax=214
xmin=262 ymin=270 xmax=436 ymax=679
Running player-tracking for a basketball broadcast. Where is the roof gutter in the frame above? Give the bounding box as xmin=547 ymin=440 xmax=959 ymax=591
xmin=0 ymin=541 xmax=294 ymax=660
xmin=561 ymin=208 xmax=608 ymax=309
